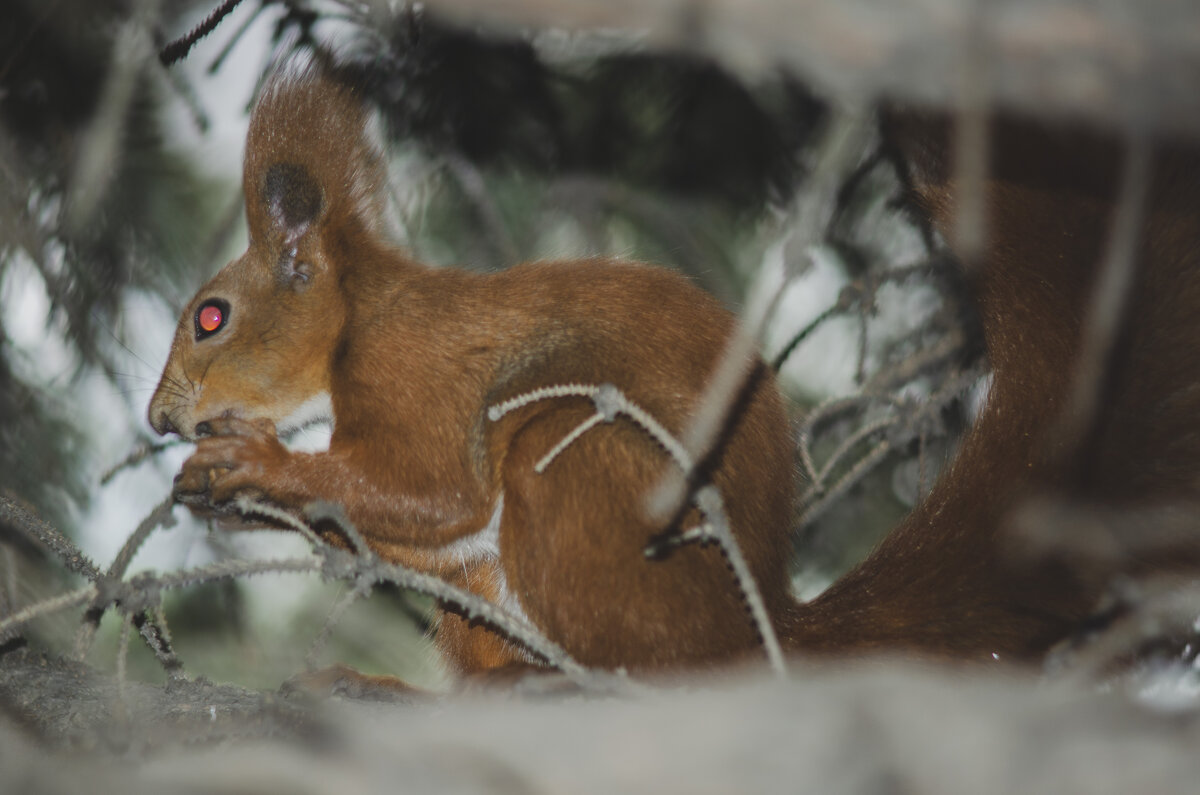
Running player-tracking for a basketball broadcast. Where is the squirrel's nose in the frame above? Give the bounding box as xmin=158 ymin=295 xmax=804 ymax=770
xmin=149 ymin=405 xmax=180 ymax=437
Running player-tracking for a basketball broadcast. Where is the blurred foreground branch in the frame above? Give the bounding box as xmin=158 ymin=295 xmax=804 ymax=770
xmin=423 ymin=0 xmax=1200 ymax=133
xmin=4 ymin=646 xmax=1200 ymax=793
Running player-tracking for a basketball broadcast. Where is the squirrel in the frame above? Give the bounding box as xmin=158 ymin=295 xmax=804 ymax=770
xmin=148 ymin=62 xmax=796 ymax=675
xmin=149 ymin=60 xmax=1200 ymax=680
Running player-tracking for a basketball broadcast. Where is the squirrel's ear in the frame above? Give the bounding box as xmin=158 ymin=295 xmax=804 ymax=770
xmin=245 ymin=59 xmax=388 ymax=256
xmin=263 ymin=162 xmax=323 ymax=245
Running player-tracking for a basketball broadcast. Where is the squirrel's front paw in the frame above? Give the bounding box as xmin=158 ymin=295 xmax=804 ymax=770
xmin=173 ymin=417 xmax=287 ymax=508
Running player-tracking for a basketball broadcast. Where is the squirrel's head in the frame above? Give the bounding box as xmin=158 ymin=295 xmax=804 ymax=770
xmin=149 ymin=61 xmax=387 ymax=440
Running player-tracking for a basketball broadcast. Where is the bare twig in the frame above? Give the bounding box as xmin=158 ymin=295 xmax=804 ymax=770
xmin=160 ymin=0 xmax=250 ymax=66
xmin=796 ymin=394 xmax=896 ymax=477
xmin=490 ymin=383 xmax=694 ymax=471
xmin=796 ymin=364 xmax=984 ymax=530
xmin=861 ymin=323 xmax=966 ymax=394
xmin=0 ymin=495 xmax=101 ymax=580
xmin=0 ymin=586 xmax=98 ymax=639
xmin=305 ymin=578 xmax=374 ymax=670
xmin=100 ymin=441 xmax=186 ymax=485
xmin=181 ymin=497 xmax=611 ymax=689
xmin=115 ymin=611 xmax=133 ymax=720
xmin=490 ymin=382 xmax=785 ymax=675
xmin=1049 ymin=126 xmax=1151 ymax=459
xmin=150 ymin=556 xmax=323 ymax=593
xmin=139 ymin=606 xmax=184 ymax=677
xmin=770 ymin=304 xmax=843 ymax=371
xmin=234 ymin=496 xmax=325 ymax=550
xmin=854 ymin=290 xmax=872 ymax=385
xmin=368 ymin=554 xmax=605 ymax=685
xmin=488 ymin=383 xmax=606 ymax=421
xmin=692 ymin=487 xmax=785 ymax=676
xmin=649 ymin=107 xmax=873 ymax=522
xmin=107 ymin=497 xmax=177 ymax=581
xmin=951 ymin=0 xmax=991 ymax=262
xmin=810 ymin=415 xmax=899 ymax=494
xmin=75 ymin=497 xmax=179 ymax=662
xmin=4 ymin=482 xmax=614 ymax=689
xmin=535 ymin=412 xmax=607 ymax=473
xmin=0 ymin=494 xmax=174 ymax=667
xmin=302 ymin=501 xmax=371 ymax=557
xmin=796 ymin=439 xmax=893 ymax=530
xmin=206 ymin=0 xmax=270 ymax=74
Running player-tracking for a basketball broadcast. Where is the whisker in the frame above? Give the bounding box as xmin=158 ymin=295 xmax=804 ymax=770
xmin=91 ymin=310 xmax=161 ymax=374
xmin=100 ymin=438 xmax=188 ymax=485
xmin=111 ymin=370 xmax=158 ymax=385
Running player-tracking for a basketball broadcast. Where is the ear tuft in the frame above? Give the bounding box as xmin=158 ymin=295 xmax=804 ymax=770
xmin=244 ymin=58 xmax=389 ymax=252
xmin=264 ymin=162 xmax=323 ymax=240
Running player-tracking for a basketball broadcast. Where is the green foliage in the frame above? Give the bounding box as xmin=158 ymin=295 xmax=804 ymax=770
xmin=0 ymin=0 xmax=232 ymax=528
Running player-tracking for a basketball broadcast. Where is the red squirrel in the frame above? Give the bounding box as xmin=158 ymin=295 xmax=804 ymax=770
xmin=149 ymin=60 xmax=1200 ymax=677
xmin=148 ymin=62 xmax=796 ymax=675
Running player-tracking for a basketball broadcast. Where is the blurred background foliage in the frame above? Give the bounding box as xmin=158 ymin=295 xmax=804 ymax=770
xmin=1 ymin=0 xmax=224 ymax=525
xmin=0 ymin=0 xmax=981 ymax=687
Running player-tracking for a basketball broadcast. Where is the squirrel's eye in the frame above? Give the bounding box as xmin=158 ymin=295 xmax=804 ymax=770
xmin=195 ymin=299 xmax=229 ymax=340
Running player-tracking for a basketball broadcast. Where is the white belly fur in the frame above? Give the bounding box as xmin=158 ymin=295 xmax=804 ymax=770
xmin=440 ymin=493 xmax=533 ymax=632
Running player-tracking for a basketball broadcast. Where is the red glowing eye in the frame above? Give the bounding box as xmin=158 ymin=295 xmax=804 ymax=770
xmin=194 ymin=298 xmax=229 ymax=341
xmin=195 ymin=299 xmax=229 ymax=340
xmin=198 ymin=304 xmax=224 ymax=333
